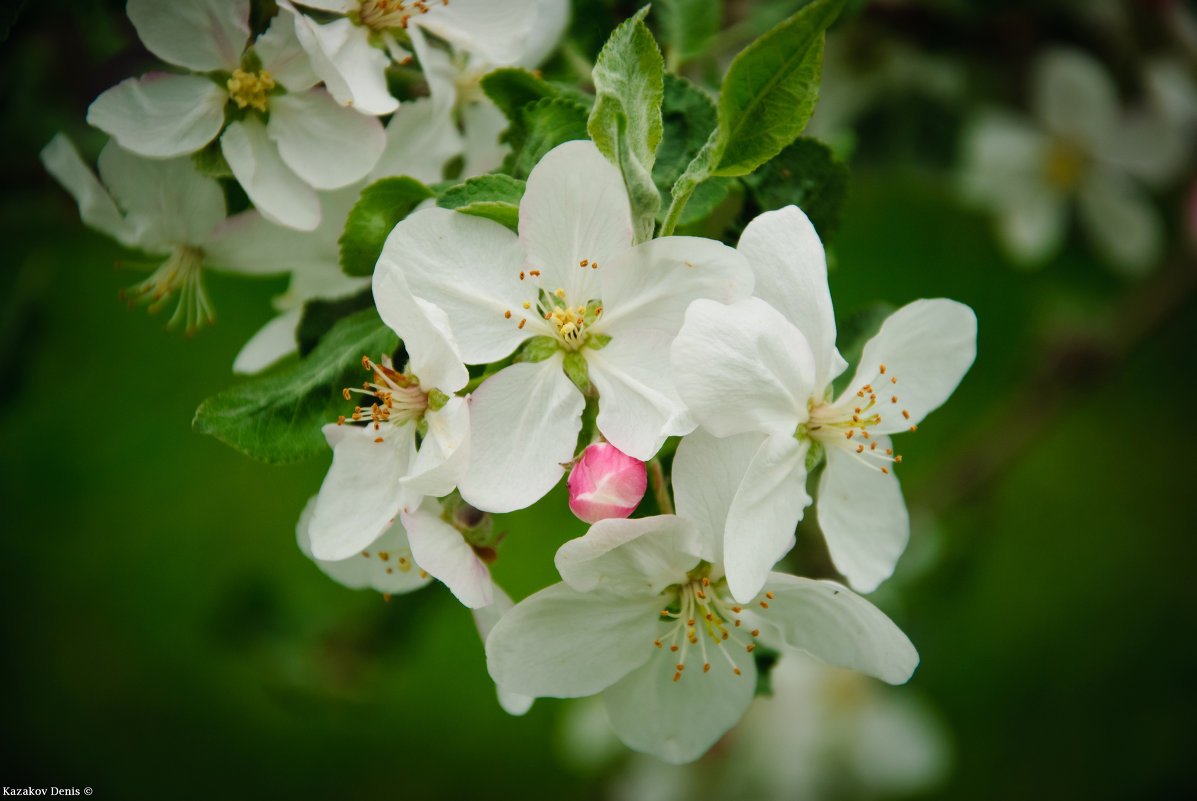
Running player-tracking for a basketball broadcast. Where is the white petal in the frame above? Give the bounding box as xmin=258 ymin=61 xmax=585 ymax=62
xmin=671 ymin=298 xmax=815 ymax=438
xmin=1102 ymin=109 xmax=1190 ymax=188
xmin=221 ymin=118 xmax=321 ymax=231
xmin=958 ymin=111 xmax=1049 ymax=209
xmin=233 ymin=307 xmax=302 ymax=374
xmin=87 ymin=73 xmax=227 ymax=158
xmin=281 ymin=7 xmax=397 ymax=113
xmin=1077 ymin=168 xmax=1164 ymax=276
xmin=96 ymin=139 xmax=226 ymax=248
xmin=307 ymin=423 xmax=419 ymax=561
xmin=403 ymin=396 xmax=471 ymax=497
xmin=460 ymin=100 xmax=509 ymax=178
xmin=127 ymin=0 xmax=248 ymax=72
xmin=738 ymin=206 xmax=844 ymax=391
xmin=297 ymin=495 xmax=434 ymax=594
xmin=40 ymin=134 xmax=140 ymax=248
xmin=412 ymin=0 xmax=538 ymax=66
xmin=293 ymin=0 xmax=355 ymax=10
xmin=555 ymin=516 xmax=701 ymax=597
xmin=751 ymin=574 xmax=919 ymax=685
xmin=588 ymin=330 xmax=692 ymax=460
xmin=485 ymin=583 xmax=661 ymax=697
xmin=402 ymin=506 xmax=493 ymax=608
xmin=994 ymin=187 xmax=1067 ymax=265
xmin=377 ymin=207 xmax=528 ymax=364
xmin=1032 ymin=48 xmax=1119 ymax=151
xmin=457 ymin=356 xmax=585 ymax=513
xmin=603 ymin=636 xmax=757 ymax=764
xmin=723 ymin=435 xmax=810 ymax=603
xmin=267 ymin=90 xmax=385 ymax=189
xmin=672 ymin=429 xmax=767 ymax=563
xmin=471 ymin=585 xmax=536 ymax=716
xmin=372 ymin=263 xmax=468 ymax=392
xmin=519 ymin=140 xmax=634 ymax=303
xmin=518 ymin=0 xmax=571 ymax=68
xmin=408 ymin=24 xmax=457 ymax=117
xmin=596 ymin=235 xmax=753 ymax=336
xmin=255 ymin=7 xmax=321 ymax=92
xmin=844 ymin=299 xmax=976 ymax=433
xmin=817 ymin=438 xmax=909 ymax=593
xmin=369 ymin=97 xmax=463 ymax=184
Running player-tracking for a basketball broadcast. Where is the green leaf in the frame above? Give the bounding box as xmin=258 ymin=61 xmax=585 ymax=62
xmin=745 ymin=136 xmax=850 ymax=240
xmin=655 ymin=0 xmax=721 ymax=69
xmin=654 ymin=74 xmax=731 ymax=225
xmin=712 ymin=0 xmax=844 ymax=177
xmin=338 ymin=177 xmax=433 ymax=277
xmin=295 ymin=287 xmax=375 ymax=357
xmin=193 ymin=308 xmax=399 ymax=463
xmin=437 ymin=174 xmax=526 ymax=231
xmin=502 ymin=97 xmax=590 ymax=180
xmin=588 ymin=5 xmax=665 ymax=243
xmin=480 ymin=67 xmax=560 ymax=121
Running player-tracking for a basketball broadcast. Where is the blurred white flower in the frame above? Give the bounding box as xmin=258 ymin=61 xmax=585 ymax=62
xmin=88 ymin=1 xmax=384 ymax=231
xmin=960 ymin=48 xmax=1189 ymax=275
xmin=373 ymin=140 xmax=751 ymax=514
xmin=609 ymin=653 xmax=951 ymax=801
xmin=671 ymin=206 xmax=976 ymax=601
xmin=41 ymin=134 xmax=355 ymax=335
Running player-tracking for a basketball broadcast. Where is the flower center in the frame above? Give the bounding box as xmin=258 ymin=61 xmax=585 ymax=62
xmin=358 ymin=546 xmax=427 ymax=579
xmin=653 ymin=576 xmax=768 ymax=683
xmin=338 ymin=356 xmax=430 ymax=442
xmin=802 ymin=363 xmax=913 ymax=475
xmin=503 ymin=259 xmax=606 ymax=351
xmin=359 ymin=0 xmax=446 ymax=31
xmin=118 ymin=245 xmax=213 ymax=335
xmin=1042 ymin=138 xmax=1087 ymax=193
xmin=226 ymin=69 xmax=276 ymax=112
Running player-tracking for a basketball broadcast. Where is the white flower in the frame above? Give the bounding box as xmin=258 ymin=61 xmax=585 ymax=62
xmin=87 ymin=1 xmax=384 ymax=231
xmin=485 ymin=427 xmax=918 ymax=764
xmin=960 ymin=47 xmax=1187 ymax=275
xmin=298 ymin=496 xmax=532 ymax=712
xmin=374 ymin=140 xmax=752 ymax=513
xmin=281 ymin=0 xmax=541 ymax=116
xmin=306 ymin=265 xmax=474 ymax=581
xmin=671 ymin=206 xmax=976 ymax=600
xmin=40 ymin=133 xmax=341 ymax=335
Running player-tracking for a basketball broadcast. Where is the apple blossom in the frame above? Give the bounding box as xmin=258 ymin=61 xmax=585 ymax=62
xmin=87 ymin=2 xmax=384 ymax=231
xmin=960 ymin=48 xmax=1188 ymax=275
xmin=568 ymin=443 xmax=648 ymax=524
xmin=486 ymin=426 xmax=918 ymax=764
xmin=671 ymin=206 xmax=976 ymax=600
xmin=373 ymin=140 xmax=752 ymax=514
xmin=40 ymin=134 xmax=364 ymax=336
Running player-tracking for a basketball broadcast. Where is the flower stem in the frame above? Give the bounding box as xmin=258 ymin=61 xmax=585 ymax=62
xmin=648 ymin=458 xmax=674 ymax=516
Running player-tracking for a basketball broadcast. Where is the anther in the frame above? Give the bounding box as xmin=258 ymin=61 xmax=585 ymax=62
xmin=902 ymin=409 xmax=910 ymax=419
xmin=676 ymin=664 xmax=685 ymax=671
xmin=670 ymin=645 xmax=679 ymax=652
xmin=765 ymin=592 xmax=774 ymax=599
xmin=342 ymin=388 xmax=352 ymax=400
xmin=522 ymin=301 xmax=531 ymax=309
xmin=579 ymin=259 xmax=588 ymax=267
xmin=673 ymin=672 xmax=681 ymax=683
xmin=703 ymin=663 xmax=711 ymax=673
xmin=759 ymin=601 xmax=769 ymax=609
xmin=880 ymin=364 xmax=887 ymax=374
xmin=654 ymin=639 xmax=662 ymax=648
xmin=361 ymin=551 xmax=370 ymax=558
xmin=750 ymin=629 xmax=760 ymax=637
xmin=891 ymin=376 xmax=898 ymax=384
xmin=909 ymin=425 xmax=918 ymax=432
xmin=732 ymin=606 xmax=741 ymax=613
xmin=338 ymin=415 xmax=346 ymax=425
xmin=696 ymin=590 xmax=706 ymax=599
xmin=733 ymin=668 xmax=742 ymax=676
xmin=845 ymin=430 xmax=855 ymax=439
xmin=856 ymin=445 xmax=864 ymax=453
xmin=504 ymin=310 xmax=511 ymax=319
xmin=746 ymin=644 xmax=755 ymax=653
xmin=528 ymin=270 xmax=540 ymax=277
xmin=881 ymin=467 xmax=890 ymax=474
xmin=734 ymin=620 xmax=741 ymax=627
xmin=518 ymin=318 xmax=526 ymax=329
xmin=519 ymin=271 xmax=525 ymax=280
xmin=374 ymin=436 xmax=384 ymax=443
xmin=892 ymin=395 xmax=898 ymax=403
xmin=702 ymin=576 xmax=710 ymax=586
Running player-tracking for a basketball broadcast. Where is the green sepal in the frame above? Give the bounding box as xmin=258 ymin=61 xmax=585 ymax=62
xmin=804 ymin=438 xmax=825 ymax=472
xmin=192 ymin=308 xmax=399 ymax=464
xmin=514 ymin=336 xmax=560 ymax=364
xmin=563 ymin=350 xmax=592 ymax=395
xmin=338 ymin=176 xmax=434 ymax=277
xmin=588 ymin=333 xmax=612 ymax=351
xmin=426 ymin=388 xmax=451 ymax=411
xmin=192 ymin=139 xmax=233 ymax=178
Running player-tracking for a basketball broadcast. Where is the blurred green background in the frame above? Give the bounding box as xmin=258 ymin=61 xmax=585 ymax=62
xmin=2 ymin=1 xmax=1195 ymax=799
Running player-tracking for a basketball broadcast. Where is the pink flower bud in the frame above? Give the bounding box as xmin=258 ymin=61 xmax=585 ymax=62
xmin=567 ymin=443 xmax=647 ymax=524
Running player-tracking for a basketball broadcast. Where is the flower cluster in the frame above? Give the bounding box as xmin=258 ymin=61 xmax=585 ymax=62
xmin=42 ymin=0 xmax=978 ymax=766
